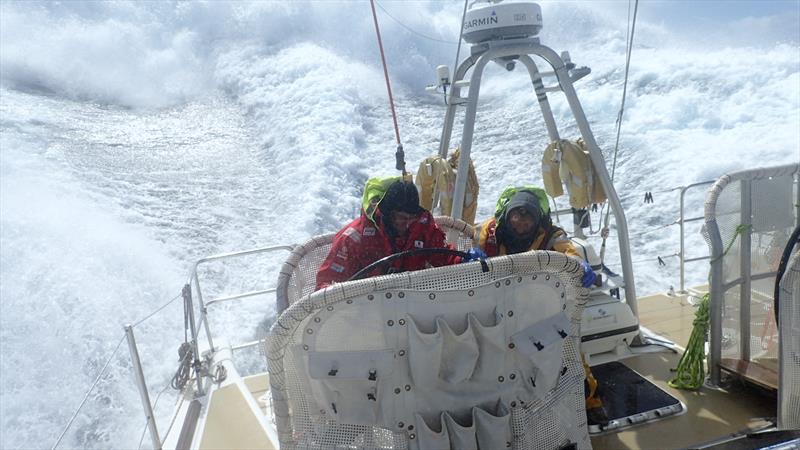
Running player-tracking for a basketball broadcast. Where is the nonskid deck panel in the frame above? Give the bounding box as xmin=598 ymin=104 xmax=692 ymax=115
xmin=590 ymin=290 xmax=776 ymax=450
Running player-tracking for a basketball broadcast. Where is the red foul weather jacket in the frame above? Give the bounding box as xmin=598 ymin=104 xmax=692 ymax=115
xmin=316 ymin=210 xmax=455 ymax=290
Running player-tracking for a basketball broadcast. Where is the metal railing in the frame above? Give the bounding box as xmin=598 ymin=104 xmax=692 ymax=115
xmin=185 ymin=245 xmax=294 ymax=395
xmin=553 ymin=180 xmax=715 ymax=295
xmin=678 ymin=180 xmax=715 ymax=293
xmin=52 ymin=244 xmax=294 ymax=450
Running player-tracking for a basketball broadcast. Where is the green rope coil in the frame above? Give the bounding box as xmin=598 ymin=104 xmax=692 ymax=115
xmin=668 ymin=223 xmax=751 ymax=390
xmin=668 ymin=293 xmax=709 ymax=389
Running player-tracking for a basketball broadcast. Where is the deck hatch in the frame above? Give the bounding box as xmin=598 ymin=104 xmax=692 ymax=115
xmin=587 ymin=361 xmax=684 ymax=434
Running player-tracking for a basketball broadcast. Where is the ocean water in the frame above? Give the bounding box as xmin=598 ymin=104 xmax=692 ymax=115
xmin=1 ymin=1 xmax=798 ymax=448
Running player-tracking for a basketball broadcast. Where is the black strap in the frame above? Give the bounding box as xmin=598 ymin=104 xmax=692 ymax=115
xmin=537 ymin=224 xmax=556 ymax=251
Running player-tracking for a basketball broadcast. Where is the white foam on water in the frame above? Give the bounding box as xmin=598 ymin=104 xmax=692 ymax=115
xmin=1 ymin=1 xmax=798 ymax=447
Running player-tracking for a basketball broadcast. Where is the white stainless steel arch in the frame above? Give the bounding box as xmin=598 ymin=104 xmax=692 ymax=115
xmin=439 ymin=37 xmax=639 ymax=316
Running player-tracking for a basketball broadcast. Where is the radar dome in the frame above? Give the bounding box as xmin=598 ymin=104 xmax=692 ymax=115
xmin=462 ymin=1 xmax=542 ymax=44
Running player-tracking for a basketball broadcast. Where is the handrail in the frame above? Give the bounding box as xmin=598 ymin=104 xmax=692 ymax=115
xmin=232 ymin=339 xmax=265 ymax=352
xmin=190 ymin=245 xmax=295 ymax=267
xmin=187 ymin=244 xmax=294 ymax=354
xmin=684 ymin=255 xmax=711 ymax=263
xmin=678 ymin=180 xmax=716 ymax=292
xmin=205 ymin=288 xmax=278 ymax=307
xmin=564 ymin=179 xmax=715 ymax=294
xmin=54 ymin=243 xmax=296 ymax=449
xmin=183 ymin=244 xmax=294 ymax=396
xmin=142 ymin=244 xmax=294 ymax=445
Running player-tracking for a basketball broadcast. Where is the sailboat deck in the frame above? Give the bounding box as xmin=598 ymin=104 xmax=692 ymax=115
xmin=591 ymin=290 xmax=776 ymax=450
xmin=636 ymin=288 xmax=707 ymax=349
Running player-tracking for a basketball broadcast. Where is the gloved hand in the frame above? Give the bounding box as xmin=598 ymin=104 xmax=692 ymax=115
xmin=462 ymin=247 xmax=487 ymax=263
xmin=581 ymin=261 xmax=597 ymax=288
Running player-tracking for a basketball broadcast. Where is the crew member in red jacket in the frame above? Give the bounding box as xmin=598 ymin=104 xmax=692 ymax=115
xmin=316 ymin=180 xmax=474 ymax=290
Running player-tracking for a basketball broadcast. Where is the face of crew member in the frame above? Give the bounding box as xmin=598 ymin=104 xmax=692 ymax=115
xmin=390 ymin=211 xmax=418 ymax=237
xmin=508 ymin=207 xmax=537 ymax=236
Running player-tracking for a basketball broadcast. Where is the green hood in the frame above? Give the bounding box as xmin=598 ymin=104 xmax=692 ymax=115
xmin=494 ymin=186 xmax=549 ymax=228
xmin=361 ymin=176 xmax=403 ymax=224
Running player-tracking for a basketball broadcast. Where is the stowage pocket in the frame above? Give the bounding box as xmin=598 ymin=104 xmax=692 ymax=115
xmin=444 ymin=411 xmax=477 ymax=450
xmin=510 ymin=311 xmax=571 ymax=394
xmin=468 ymin=311 xmax=506 ymax=381
xmin=408 ymin=316 xmax=479 ymax=384
xmin=413 ymin=404 xmax=510 ymax=450
xmin=474 ymin=401 xmax=511 ymax=450
xmin=408 ymin=318 xmax=444 ymax=386
xmin=438 ymin=317 xmax=479 ymax=383
xmin=414 ymin=413 xmax=450 ymax=450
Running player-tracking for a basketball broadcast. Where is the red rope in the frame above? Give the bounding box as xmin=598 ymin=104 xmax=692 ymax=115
xmin=369 ymin=0 xmax=401 ymax=146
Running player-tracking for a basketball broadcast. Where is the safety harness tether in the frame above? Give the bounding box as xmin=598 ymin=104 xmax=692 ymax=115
xmin=369 ymin=0 xmax=406 ymax=175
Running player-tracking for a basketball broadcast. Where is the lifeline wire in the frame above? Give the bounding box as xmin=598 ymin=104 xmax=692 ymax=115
xmin=132 ymin=292 xmax=182 ymax=328
xmin=374 ymin=0 xmax=458 ymax=44
xmin=53 ymin=291 xmax=181 ymax=449
xmin=452 ymin=0 xmax=470 ymax=92
xmin=52 ymin=335 xmax=127 ymax=450
xmin=600 ymin=0 xmax=639 ymax=265
xmin=158 ymin=392 xmax=186 ymax=449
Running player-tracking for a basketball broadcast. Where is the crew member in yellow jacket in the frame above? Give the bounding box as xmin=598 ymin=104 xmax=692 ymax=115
xmin=476 ymin=187 xmax=608 ymax=425
xmin=476 ymin=189 xmax=592 ymax=286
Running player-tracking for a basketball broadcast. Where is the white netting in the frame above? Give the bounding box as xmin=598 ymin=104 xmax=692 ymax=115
xmin=267 ymin=251 xmax=590 ymax=450
xmin=275 ymin=217 xmax=476 ymax=313
xmin=778 ymin=249 xmax=800 ymax=429
xmin=703 ymin=163 xmax=798 ymax=379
